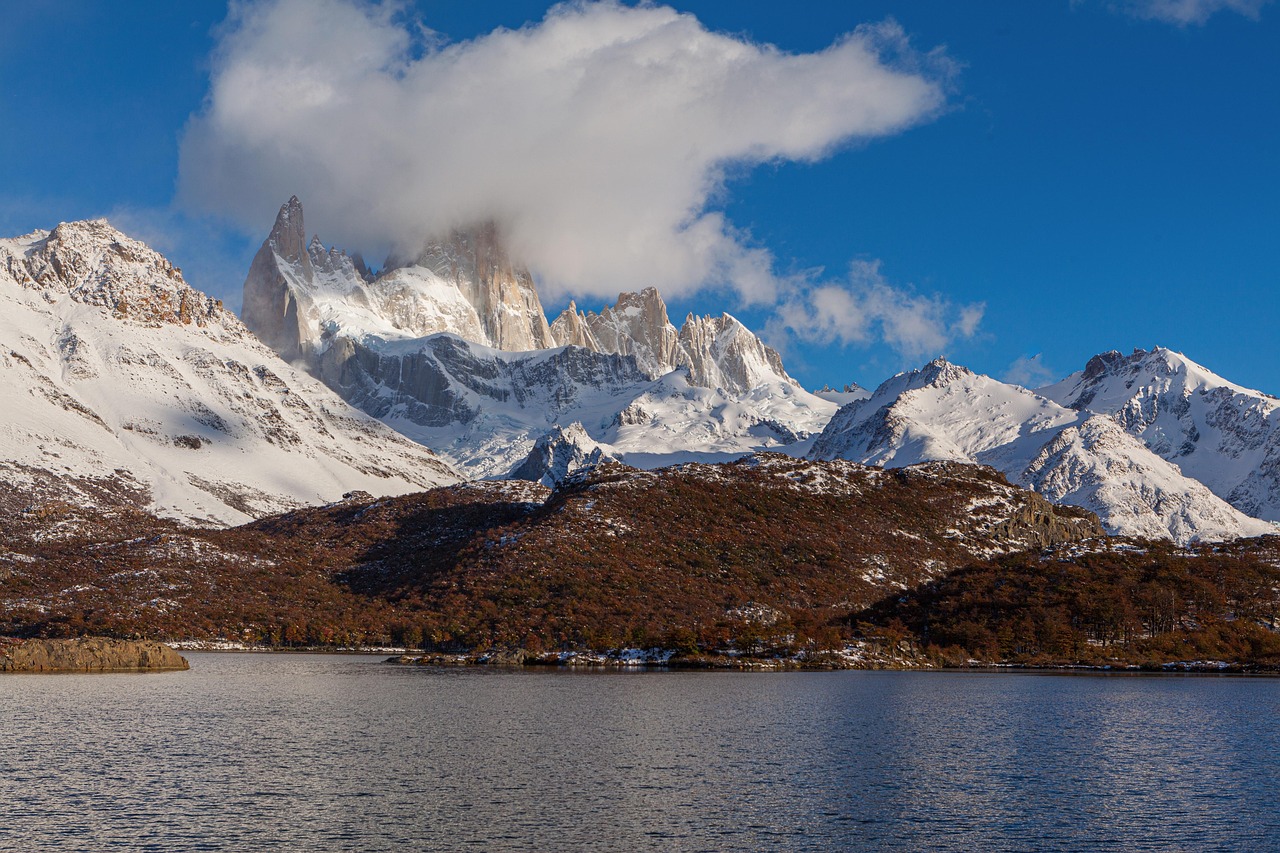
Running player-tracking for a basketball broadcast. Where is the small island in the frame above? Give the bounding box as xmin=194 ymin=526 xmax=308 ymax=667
xmin=0 ymin=638 xmax=189 ymax=673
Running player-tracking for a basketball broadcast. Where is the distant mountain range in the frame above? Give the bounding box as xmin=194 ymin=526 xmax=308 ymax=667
xmin=1 ymin=200 xmax=1277 ymax=546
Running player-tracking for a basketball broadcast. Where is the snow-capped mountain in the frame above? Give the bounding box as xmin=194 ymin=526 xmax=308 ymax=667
xmin=307 ymin=329 xmax=831 ymax=478
xmin=810 ymin=358 xmax=1273 ymax=543
xmin=1041 ymin=347 xmax=1280 ymax=522
xmin=242 ymin=198 xmax=835 ymax=476
xmin=0 ymin=219 xmax=458 ymax=525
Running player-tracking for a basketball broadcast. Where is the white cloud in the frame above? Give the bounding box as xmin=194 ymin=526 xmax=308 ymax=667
xmin=1117 ymin=0 xmax=1271 ymax=25
xmin=769 ymin=260 xmax=984 ymax=362
xmin=1002 ymin=353 xmax=1059 ymax=389
xmin=179 ymin=0 xmax=950 ymax=304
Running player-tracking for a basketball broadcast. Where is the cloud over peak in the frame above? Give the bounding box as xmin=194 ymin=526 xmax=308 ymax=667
xmin=180 ymin=0 xmax=950 ymax=305
xmin=768 ymin=260 xmax=984 ymax=363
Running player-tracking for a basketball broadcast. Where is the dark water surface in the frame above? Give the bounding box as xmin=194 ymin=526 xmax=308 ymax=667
xmin=2 ymin=653 xmax=1279 ymax=851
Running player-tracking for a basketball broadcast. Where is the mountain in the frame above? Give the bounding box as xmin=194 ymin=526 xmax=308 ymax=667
xmin=810 ymin=358 xmax=1274 ymax=543
xmin=0 ymin=218 xmax=458 ymax=525
xmin=308 ymin=330 xmax=832 ymax=478
xmin=813 ymin=382 xmax=870 ymax=407
xmin=1040 ymin=347 xmax=1280 ymax=523
xmin=242 ymin=197 xmax=835 ymax=476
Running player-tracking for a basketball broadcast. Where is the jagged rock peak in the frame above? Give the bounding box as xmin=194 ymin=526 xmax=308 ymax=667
xmin=819 ymin=382 xmax=866 ymax=394
xmin=551 ymin=287 xmax=799 ymax=392
xmin=915 ymin=357 xmax=974 ymax=387
xmin=243 ymin=199 xmax=311 ymax=361
xmin=550 ymin=300 xmax=601 ymax=351
xmin=268 ymin=195 xmax=309 ymax=266
xmin=581 ymin=286 xmax=683 ymax=378
xmin=1081 ymin=349 xmax=1125 ymax=381
xmin=677 ymin=311 xmax=794 ymax=394
xmin=0 ymin=219 xmax=226 ymax=328
xmin=508 ymin=422 xmax=614 ymax=487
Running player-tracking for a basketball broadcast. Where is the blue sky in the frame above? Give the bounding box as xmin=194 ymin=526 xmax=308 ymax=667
xmin=2 ymin=1 xmax=1276 ymax=394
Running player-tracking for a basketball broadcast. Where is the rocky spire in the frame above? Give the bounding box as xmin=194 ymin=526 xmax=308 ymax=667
xmin=550 ymin=300 xmax=601 ymax=350
xmin=242 ymin=196 xmax=311 ymax=362
xmin=582 ymin=287 xmax=683 ymax=378
xmin=677 ymin=312 xmax=794 ymax=394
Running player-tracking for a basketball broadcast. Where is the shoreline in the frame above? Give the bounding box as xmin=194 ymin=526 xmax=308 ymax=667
xmin=159 ymin=639 xmax=1280 ymax=674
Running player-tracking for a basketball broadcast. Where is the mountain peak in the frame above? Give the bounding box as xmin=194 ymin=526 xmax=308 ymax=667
xmin=917 ymin=357 xmax=973 ymax=387
xmin=267 ymin=196 xmax=309 ymax=265
xmin=1081 ymin=349 xmax=1125 ymax=381
xmin=2 ymin=218 xmax=226 ymax=328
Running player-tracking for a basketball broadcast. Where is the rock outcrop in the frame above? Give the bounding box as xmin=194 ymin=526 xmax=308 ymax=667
xmin=416 ymin=221 xmax=556 ymax=351
xmin=550 ymin=286 xmax=798 ymax=394
xmin=508 ymin=422 xmax=615 ymax=487
xmin=0 ymin=637 xmax=189 ymax=672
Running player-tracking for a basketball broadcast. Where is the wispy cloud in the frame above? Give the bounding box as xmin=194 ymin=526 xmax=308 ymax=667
xmin=180 ymin=0 xmax=952 ymax=305
xmin=1114 ymin=0 xmax=1271 ymax=25
xmin=1002 ymin=353 xmax=1059 ymax=389
xmin=768 ymin=260 xmax=984 ymax=362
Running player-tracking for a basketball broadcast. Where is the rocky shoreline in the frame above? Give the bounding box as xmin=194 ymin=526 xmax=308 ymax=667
xmin=384 ymin=647 xmax=1280 ymax=674
xmin=0 ymin=637 xmax=189 ymax=673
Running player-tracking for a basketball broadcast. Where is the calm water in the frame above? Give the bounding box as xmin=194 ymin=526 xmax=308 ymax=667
xmin=2 ymin=654 xmax=1279 ymax=851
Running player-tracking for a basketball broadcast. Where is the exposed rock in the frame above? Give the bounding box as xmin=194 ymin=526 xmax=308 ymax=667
xmin=549 ymin=300 xmax=601 ymax=351
xmin=242 ymin=195 xmax=310 ymax=362
xmin=508 ymin=422 xmax=616 ymax=487
xmin=415 ymin=221 xmax=555 ymax=352
xmin=580 ymin=287 xmax=683 ymax=378
xmin=677 ymin=312 xmax=792 ymax=395
xmin=0 ymin=637 xmax=189 ymax=672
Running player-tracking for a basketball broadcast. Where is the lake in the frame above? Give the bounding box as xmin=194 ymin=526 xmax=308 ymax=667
xmin=2 ymin=653 xmax=1278 ymax=851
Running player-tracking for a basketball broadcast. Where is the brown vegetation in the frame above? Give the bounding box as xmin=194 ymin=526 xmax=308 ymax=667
xmin=0 ymin=456 xmax=1101 ymax=655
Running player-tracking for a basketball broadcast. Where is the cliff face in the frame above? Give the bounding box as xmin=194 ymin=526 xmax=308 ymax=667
xmin=416 ymin=221 xmax=556 ymax=352
xmin=241 ymin=195 xmax=310 ymax=362
xmin=0 ymin=638 xmax=189 ymax=672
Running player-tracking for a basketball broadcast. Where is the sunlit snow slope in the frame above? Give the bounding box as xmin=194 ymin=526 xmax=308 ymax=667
xmin=0 ymin=219 xmax=458 ymax=525
xmin=1041 ymin=347 xmax=1280 ymax=523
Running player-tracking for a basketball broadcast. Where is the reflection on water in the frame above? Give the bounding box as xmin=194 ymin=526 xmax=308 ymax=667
xmin=2 ymin=655 xmax=1278 ymax=851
